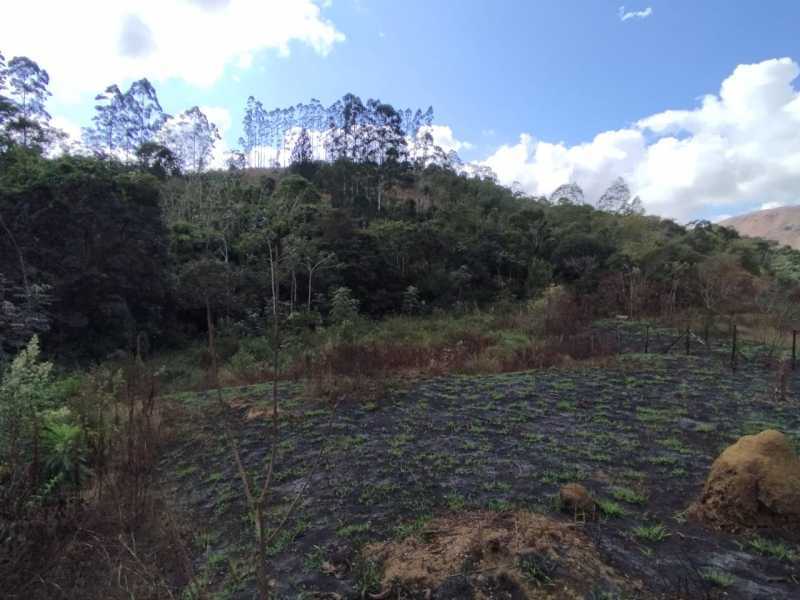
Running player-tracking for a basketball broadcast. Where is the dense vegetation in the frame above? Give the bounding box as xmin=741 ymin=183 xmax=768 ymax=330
xmin=3 ymin=50 xmax=800 ymax=365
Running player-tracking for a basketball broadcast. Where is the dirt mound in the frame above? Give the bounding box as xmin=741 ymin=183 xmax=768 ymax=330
xmin=365 ymin=511 xmax=639 ymax=599
xmin=689 ymin=430 xmax=800 ymax=531
xmin=559 ymin=483 xmax=597 ymax=519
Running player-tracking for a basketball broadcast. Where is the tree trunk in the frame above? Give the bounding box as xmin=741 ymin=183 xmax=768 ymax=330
xmin=307 ymin=269 xmax=314 ymax=311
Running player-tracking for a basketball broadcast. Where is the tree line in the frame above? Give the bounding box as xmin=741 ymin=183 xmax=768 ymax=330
xmin=2 ymin=49 xmax=800 ymax=362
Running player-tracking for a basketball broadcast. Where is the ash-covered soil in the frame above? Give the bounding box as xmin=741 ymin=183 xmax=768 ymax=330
xmin=161 ymin=326 xmax=800 ymax=599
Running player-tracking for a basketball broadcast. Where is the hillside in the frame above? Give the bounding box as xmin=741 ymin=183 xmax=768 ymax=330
xmin=721 ymin=206 xmax=800 ymax=249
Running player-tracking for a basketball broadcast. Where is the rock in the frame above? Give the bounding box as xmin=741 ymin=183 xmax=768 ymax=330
xmin=559 ymin=483 xmax=596 ymax=516
xmin=688 ymin=430 xmax=800 ymax=531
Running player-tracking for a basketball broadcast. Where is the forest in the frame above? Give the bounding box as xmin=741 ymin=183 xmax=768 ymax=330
xmin=3 ymin=51 xmax=800 ymax=599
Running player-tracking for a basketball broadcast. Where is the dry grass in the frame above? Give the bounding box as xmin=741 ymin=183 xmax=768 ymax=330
xmin=1 ymin=365 xmax=198 ymax=600
xmin=366 ymin=510 xmax=642 ymax=598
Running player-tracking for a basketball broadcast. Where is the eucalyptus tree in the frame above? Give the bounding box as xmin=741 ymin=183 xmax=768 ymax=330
xmin=0 ymin=51 xmax=13 ymax=127
xmin=239 ymin=93 xmax=437 ymax=169
xmin=4 ymin=56 xmax=52 ymax=149
xmin=597 ymin=177 xmax=643 ymax=215
xmin=290 ymin=127 xmax=313 ymax=165
xmin=82 ymin=84 xmax=125 ymax=155
xmin=159 ymin=106 xmax=221 ymax=172
xmin=83 ymin=78 xmax=168 ymax=160
xmin=120 ymin=78 xmax=169 ymax=156
xmin=549 ymin=183 xmax=585 ymax=205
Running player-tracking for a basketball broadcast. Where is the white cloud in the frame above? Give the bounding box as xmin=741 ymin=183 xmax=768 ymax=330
xmin=0 ymin=0 xmax=345 ymax=101
xmin=761 ymin=201 xmax=785 ymax=210
xmin=712 ymin=214 xmax=732 ymax=223
xmin=481 ymin=57 xmax=800 ymax=221
xmin=420 ymin=125 xmax=472 ymax=153
xmin=50 ymin=115 xmax=82 ymax=143
xmin=619 ymin=6 xmax=653 ymax=21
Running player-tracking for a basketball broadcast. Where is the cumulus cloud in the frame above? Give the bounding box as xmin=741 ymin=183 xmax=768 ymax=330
xmin=421 ymin=125 xmax=473 ymax=153
xmin=619 ymin=6 xmax=653 ymax=21
xmin=118 ymin=14 xmax=156 ymax=58
xmin=481 ymin=57 xmax=800 ymax=221
xmin=0 ymin=0 xmax=345 ymax=100
xmin=760 ymin=201 xmax=786 ymax=210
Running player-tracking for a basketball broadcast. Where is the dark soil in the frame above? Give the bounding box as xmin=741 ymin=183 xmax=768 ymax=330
xmin=161 ymin=324 xmax=800 ymax=599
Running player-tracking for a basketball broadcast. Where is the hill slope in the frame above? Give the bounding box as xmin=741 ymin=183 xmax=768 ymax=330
xmin=721 ymin=206 xmax=800 ymax=249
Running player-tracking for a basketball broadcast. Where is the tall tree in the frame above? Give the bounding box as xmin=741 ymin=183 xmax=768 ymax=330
xmin=597 ymin=177 xmax=644 ymax=215
xmin=290 ymin=127 xmax=313 ymax=165
xmin=159 ymin=106 xmax=221 ymax=172
xmin=4 ymin=56 xmax=52 ymax=149
xmin=82 ymin=84 xmax=125 ymax=155
xmin=549 ymin=183 xmax=585 ymax=205
xmin=120 ymin=78 xmax=168 ymax=156
xmin=0 ymin=51 xmax=13 ymax=126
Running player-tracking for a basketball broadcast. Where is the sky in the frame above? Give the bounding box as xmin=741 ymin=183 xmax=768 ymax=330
xmin=2 ymin=0 xmax=800 ymax=222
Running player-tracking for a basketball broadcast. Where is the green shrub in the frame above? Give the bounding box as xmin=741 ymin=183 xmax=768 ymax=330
xmin=0 ymin=336 xmax=54 ymax=476
xmin=41 ymin=408 xmax=89 ymax=489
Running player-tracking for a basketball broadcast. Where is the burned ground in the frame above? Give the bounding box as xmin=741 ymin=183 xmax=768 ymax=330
xmin=161 ymin=325 xmax=800 ymax=599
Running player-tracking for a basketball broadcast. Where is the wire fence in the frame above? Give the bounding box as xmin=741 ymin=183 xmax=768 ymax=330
xmin=599 ymin=319 xmax=799 ymax=374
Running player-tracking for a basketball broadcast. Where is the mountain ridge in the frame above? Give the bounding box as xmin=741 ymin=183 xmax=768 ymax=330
xmin=720 ymin=205 xmax=800 ymax=249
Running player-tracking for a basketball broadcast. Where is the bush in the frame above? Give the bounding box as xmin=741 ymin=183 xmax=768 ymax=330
xmin=0 ymin=336 xmax=54 ymax=493
xmin=330 ymin=286 xmax=359 ymax=324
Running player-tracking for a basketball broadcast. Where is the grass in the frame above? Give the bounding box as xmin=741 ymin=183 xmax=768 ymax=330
xmin=393 ymin=514 xmax=432 ymax=539
xmin=632 ymin=523 xmax=670 ymax=543
xmin=597 ymin=499 xmax=627 ymax=518
xmin=700 ymin=568 xmax=735 ymax=588
xmin=337 ymin=522 xmax=371 ymax=538
xmin=748 ymin=537 xmax=798 ymax=562
xmin=611 ymin=486 xmax=647 ymax=505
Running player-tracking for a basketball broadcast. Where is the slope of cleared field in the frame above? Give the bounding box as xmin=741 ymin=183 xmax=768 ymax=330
xmin=161 ymin=324 xmax=800 ymax=599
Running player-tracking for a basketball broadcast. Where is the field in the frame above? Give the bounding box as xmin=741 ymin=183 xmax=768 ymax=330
xmin=161 ymin=324 xmax=800 ymax=599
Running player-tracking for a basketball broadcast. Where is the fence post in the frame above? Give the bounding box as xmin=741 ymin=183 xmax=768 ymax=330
xmin=793 ymin=330 xmax=797 ymax=371
xmin=644 ymin=324 xmax=649 ymax=354
xmin=731 ymin=323 xmax=737 ymax=372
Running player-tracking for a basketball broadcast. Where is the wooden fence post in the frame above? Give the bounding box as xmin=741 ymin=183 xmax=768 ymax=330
xmin=792 ymin=330 xmax=797 ymax=371
xmin=731 ymin=323 xmax=737 ymax=372
xmin=644 ymin=324 xmax=649 ymax=354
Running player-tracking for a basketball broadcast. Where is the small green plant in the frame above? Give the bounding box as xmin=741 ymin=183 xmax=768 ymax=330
xmin=445 ymin=493 xmax=466 ymax=510
xmin=487 ymin=498 xmax=512 ymax=511
xmin=336 ymin=521 xmax=371 ymax=538
xmin=611 ymin=486 xmax=647 ymax=505
xmin=632 ymin=523 xmax=669 ymax=543
xmin=748 ymin=537 xmax=797 ymax=561
xmin=700 ymin=568 xmax=735 ymax=588
xmin=393 ymin=514 xmax=431 ymax=539
xmin=41 ymin=409 xmax=89 ymax=489
xmin=597 ymin=499 xmax=626 ymax=518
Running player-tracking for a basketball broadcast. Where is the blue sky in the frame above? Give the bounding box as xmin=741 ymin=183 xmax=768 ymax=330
xmin=3 ymin=1 xmax=800 ymax=221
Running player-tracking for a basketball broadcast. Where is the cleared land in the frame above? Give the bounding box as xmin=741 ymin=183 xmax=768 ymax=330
xmin=162 ymin=325 xmax=800 ymax=599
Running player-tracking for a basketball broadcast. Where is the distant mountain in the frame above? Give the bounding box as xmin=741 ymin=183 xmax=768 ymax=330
xmin=720 ymin=206 xmax=800 ymax=249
